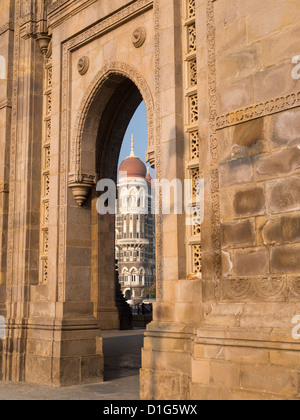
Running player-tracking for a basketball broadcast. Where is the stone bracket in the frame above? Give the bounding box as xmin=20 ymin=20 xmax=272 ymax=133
xmin=68 ymin=173 xmax=96 ymax=206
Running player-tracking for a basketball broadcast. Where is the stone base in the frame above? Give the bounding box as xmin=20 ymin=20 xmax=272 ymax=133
xmin=141 ymin=304 xmax=300 ymax=400
xmin=1 ymin=316 xmax=104 ymax=387
xmin=140 ymin=322 xmax=193 ymax=400
xmin=192 ymin=326 xmax=300 ymax=400
xmin=25 ymin=353 xmax=104 ymax=387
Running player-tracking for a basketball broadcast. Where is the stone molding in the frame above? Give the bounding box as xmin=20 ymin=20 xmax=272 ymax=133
xmin=216 ymin=92 xmax=300 ymax=130
xmin=7 ymin=1 xmax=21 ymax=290
xmin=48 ymin=0 xmax=152 ymax=29
xmin=0 ymin=21 xmax=14 ymax=37
xmin=48 ymin=0 xmax=97 ymax=28
xmin=222 ymin=276 xmax=300 ymax=302
xmin=206 ymin=0 xmax=222 ymax=298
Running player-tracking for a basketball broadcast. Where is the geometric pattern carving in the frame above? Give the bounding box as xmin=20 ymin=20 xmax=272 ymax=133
xmin=44 ymin=173 xmax=50 ymax=198
xmin=43 ymin=201 xmax=49 ymax=225
xmin=188 ymin=58 xmax=197 ymax=88
xmin=191 ymin=167 xmax=200 ymax=200
xmin=222 ymin=276 xmax=300 ymax=301
xmin=46 ymin=120 xmax=51 ymax=142
xmin=189 ymin=94 xmax=198 ymax=124
xmin=188 ymin=24 xmax=196 ymax=53
xmin=216 ymin=91 xmax=300 ymax=130
xmin=192 ymin=206 xmax=202 ymax=236
xmin=45 ymin=146 xmax=51 ymax=169
xmin=190 ymin=130 xmax=199 ymax=160
xmin=40 ymin=56 xmax=52 ymax=285
xmin=193 ymin=244 xmax=201 ymax=273
xmin=207 ymin=0 xmax=222 ymax=295
xmin=47 ymin=66 xmax=52 ymax=88
xmin=46 ymin=93 xmax=52 ymax=115
xmin=185 ymin=0 xmax=201 ymax=274
xmin=41 ymin=258 xmax=48 ymax=284
xmin=187 ymin=0 xmax=196 ymax=19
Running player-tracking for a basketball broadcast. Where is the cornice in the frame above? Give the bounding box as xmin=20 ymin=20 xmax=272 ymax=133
xmin=47 ymin=0 xmax=98 ymax=29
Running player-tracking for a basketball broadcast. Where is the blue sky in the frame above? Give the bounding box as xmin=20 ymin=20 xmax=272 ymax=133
xmin=118 ymin=101 xmax=155 ymax=178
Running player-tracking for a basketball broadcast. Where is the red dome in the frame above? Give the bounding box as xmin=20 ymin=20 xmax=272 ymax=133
xmin=119 ymin=156 xmax=147 ymax=179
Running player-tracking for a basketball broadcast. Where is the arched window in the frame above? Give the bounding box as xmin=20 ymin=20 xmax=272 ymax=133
xmin=139 ymin=268 xmax=145 ymax=285
xmin=130 ymin=267 xmax=138 ymax=283
xmin=129 ymin=188 xmax=137 ymax=208
xmin=120 ymin=188 xmax=128 ymax=208
xmin=122 ymin=268 xmax=129 ymax=283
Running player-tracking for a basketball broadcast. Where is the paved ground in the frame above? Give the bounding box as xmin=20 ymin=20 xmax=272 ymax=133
xmin=0 ymin=329 xmax=145 ymax=400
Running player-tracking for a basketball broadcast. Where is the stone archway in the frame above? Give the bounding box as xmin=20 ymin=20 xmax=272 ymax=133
xmin=68 ymin=63 xmax=156 ymax=330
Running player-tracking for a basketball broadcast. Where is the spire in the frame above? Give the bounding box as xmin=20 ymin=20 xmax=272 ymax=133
xmin=130 ymin=133 xmax=136 ymax=157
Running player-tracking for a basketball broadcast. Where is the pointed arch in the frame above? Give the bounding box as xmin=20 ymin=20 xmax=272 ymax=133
xmin=69 ymin=61 xmax=155 ymax=185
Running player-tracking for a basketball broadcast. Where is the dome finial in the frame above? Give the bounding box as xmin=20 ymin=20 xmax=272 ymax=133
xmin=130 ymin=133 xmax=136 ymax=157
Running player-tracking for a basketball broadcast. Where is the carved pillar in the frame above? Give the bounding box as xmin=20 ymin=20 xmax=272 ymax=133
xmin=0 ymin=0 xmax=14 ymax=318
xmin=3 ymin=0 xmax=44 ymax=382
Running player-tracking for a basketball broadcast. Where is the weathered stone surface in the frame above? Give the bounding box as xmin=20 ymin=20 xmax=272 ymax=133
xmin=271 ymin=245 xmax=300 ymax=273
xmin=233 ymin=187 xmax=265 ymax=217
xmin=266 ymin=176 xmax=300 ymax=214
xmin=219 ymin=157 xmax=253 ymax=188
xmin=240 ymin=365 xmax=299 ymax=396
xmin=255 ymin=147 xmax=300 ymax=180
xmin=271 ymin=109 xmax=300 ymax=148
xmin=231 ymin=118 xmax=265 ymax=158
xmin=217 ymin=46 xmax=260 ymax=84
xmin=234 ymin=247 xmax=269 ymax=276
xmin=221 ymin=220 xmax=256 ymax=248
xmin=263 ymin=216 xmax=300 ymax=245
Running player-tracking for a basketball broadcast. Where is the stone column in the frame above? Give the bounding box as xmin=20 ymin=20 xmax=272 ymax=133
xmin=0 ymin=0 xmax=14 ymax=320
xmin=141 ymin=0 xmax=203 ymax=400
xmin=3 ymin=2 xmax=44 ymax=382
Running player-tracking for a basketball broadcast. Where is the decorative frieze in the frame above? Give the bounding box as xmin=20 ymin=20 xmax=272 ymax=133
xmin=207 ymin=0 xmax=222 ymax=292
xmin=39 ymin=48 xmax=52 ymax=284
xmin=222 ymin=276 xmax=300 ymax=301
xmin=216 ymin=92 xmax=300 ymax=130
xmin=184 ymin=0 xmax=201 ymax=273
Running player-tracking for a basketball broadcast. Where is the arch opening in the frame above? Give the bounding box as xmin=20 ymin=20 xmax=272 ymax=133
xmin=77 ymin=70 xmax=156 ymax=381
